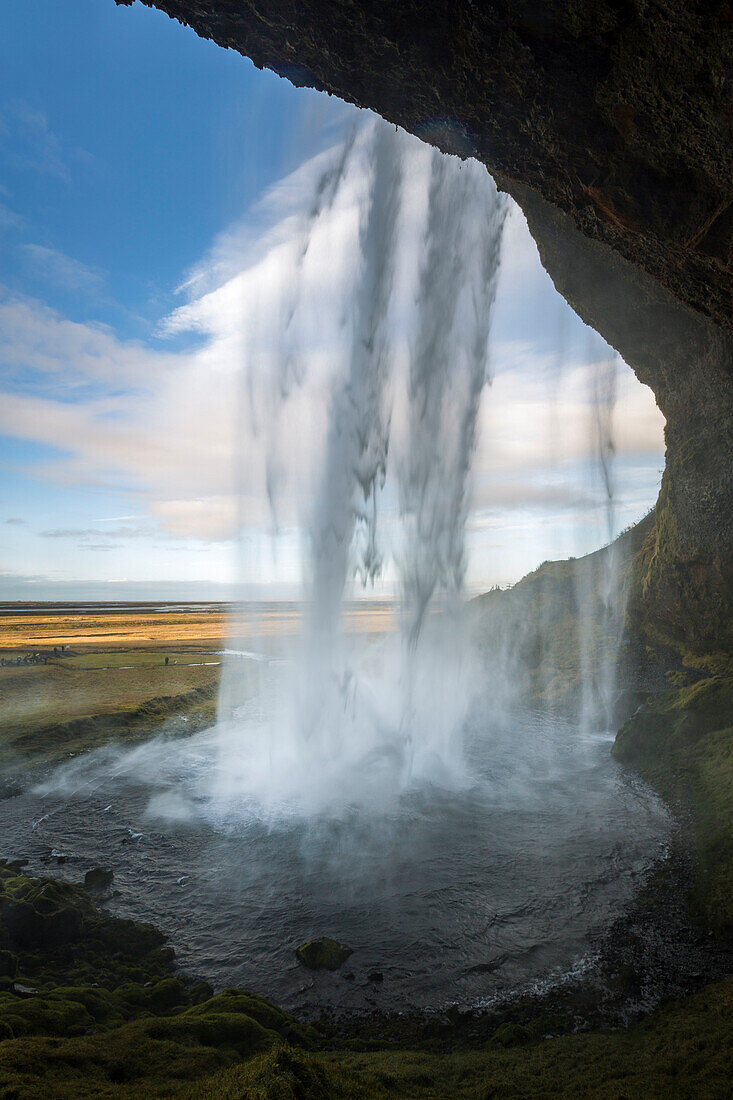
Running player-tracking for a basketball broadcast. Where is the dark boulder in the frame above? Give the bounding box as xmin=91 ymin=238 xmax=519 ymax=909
xmin=84 ymin=867 xmax=114 ymax=894
xmin=295 ymin=937 xmax=353 ymax=971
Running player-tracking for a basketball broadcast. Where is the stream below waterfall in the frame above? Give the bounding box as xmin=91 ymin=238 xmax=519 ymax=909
xmin=0 ymin=697 xmax=673 ymax=1018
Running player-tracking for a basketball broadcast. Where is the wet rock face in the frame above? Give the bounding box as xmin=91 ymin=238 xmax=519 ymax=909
xmin=121 ymin=0 xmax=732 ymax=333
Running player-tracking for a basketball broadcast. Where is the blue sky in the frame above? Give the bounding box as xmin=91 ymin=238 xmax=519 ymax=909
xmin=0 ymin=0 xmax=343 ymax=334
xmin=0 ymin=0 xmax=665 ymax=600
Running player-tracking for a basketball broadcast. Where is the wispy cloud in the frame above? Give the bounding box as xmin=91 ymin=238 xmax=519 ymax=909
xmin=40 ymin=525 xmax=157 ymax=540
xmin=0 ymin=100 xmax=83 ymax=181
xmin=18 ymin=244 xmax=104 ymax=293
xmin=81 ymin=543 xmax=120 ymax=552
xmin=0 ymin=203 xmax=25 ymax=232
xmin=0 ymin=289 xmax=179 ymax=392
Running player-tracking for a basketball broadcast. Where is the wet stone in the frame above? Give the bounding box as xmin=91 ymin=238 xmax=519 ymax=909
xmin=295 ymin=937 xmax=353 ymax=971
xmin=84 ymin=868 xmax=114 ymax=893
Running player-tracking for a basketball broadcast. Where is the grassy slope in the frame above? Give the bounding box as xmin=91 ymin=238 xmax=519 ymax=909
xmin=207 ymin=980 xmax=733 ymax=1099
xmin=0 ymin=656 xmax=220 ymax=765
xmin=470 ymin=513 xmax=659 ymax=712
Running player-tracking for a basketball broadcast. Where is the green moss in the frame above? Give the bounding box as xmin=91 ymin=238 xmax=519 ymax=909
xmin=0 ymin=867 xmax=323 ymax=1096
xmin=186 ymin=1043 xmax=371 ymax=1099
xmin=614 ymin=677 xmax=733 ymax=935
xmin=185 ymin=990 xmax=315 ymax=1046
xmin=488 ymin=1021 xmax=530 ymax=1048
xmin=0 ymin=1024 xmax=229 ymax=1097
xmin=627 ymin=477 xmax=732 ymax=677
xmin=181 ymin=979 xmax=733 ymax=1099
xmin=295 ymin=937 xmax=353 ymax=971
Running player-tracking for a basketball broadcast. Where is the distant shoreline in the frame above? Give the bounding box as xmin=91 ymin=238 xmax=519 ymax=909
xmin=0 ymin=598 xmax=396 ymax=615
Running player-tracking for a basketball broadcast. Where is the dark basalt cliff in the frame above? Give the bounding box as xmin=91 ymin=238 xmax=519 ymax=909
xmin=119 ymin=0 xmax=731 ymax=331
xmin=116 ymin=0 xmax=731 ymax=666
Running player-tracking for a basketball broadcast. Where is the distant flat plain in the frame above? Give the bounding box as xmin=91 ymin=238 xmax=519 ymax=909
xmin=0 ymin=600 xmax=395 ymax=652
xmin=0 ymin=602 xmax=394 ymax=651
xmin=0 ymin=601 xmax=395 ymax=763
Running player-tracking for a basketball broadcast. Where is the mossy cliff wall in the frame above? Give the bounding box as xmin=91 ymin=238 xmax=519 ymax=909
xmin=116 ymin=0 xmax=732 ymax=666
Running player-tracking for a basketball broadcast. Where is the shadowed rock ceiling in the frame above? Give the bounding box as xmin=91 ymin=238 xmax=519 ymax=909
xmin=117 ymin=0 xmax=732 ymax=333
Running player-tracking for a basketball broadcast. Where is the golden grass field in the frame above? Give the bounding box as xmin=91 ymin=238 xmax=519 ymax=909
xmin=0 ymin=601 xmax=395 ymax=652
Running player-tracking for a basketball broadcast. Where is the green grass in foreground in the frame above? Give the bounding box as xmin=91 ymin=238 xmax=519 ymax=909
xmin=1 ymin=979 xmax=731 ymax=1098
xmin=201 ymin=979 xmax=733 ymax=1099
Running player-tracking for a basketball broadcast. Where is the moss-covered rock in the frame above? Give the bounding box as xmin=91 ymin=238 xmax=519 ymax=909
xmin=614 ymin=677 xmax=733 ymax=936
xmin=295 ymin=937 xmax=353 ymax=971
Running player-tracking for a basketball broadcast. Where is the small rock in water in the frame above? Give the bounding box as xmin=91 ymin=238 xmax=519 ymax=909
xmin=295 ymin=937 xmax=353 ymax=971
xmin=120 ymin=829 xmax=144 ymax=846
xmin=84 ymin=867 xmax=114 ymax=893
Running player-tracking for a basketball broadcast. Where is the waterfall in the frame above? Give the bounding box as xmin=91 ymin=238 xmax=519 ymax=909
xmin=397 ymin=147 xmax=505 ymax=772
xmin=579 ymin=349 xmax=624 ymax=731
xmin=215 ymin=118 xmax=506 ymax=815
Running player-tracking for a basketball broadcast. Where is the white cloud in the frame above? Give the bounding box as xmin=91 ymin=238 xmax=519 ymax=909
xmin=0 ymin=290 xmax=180 ymax=390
